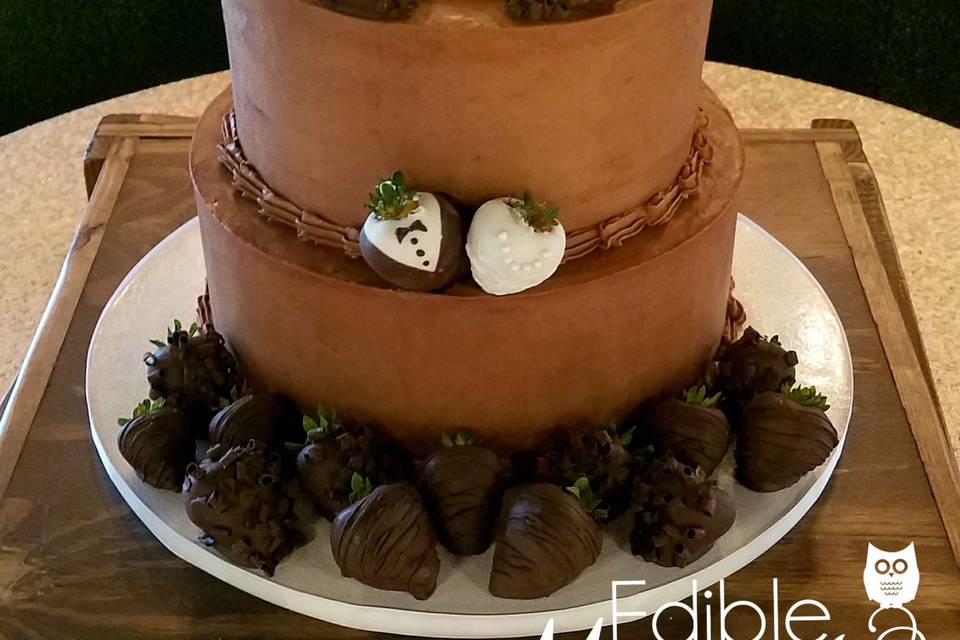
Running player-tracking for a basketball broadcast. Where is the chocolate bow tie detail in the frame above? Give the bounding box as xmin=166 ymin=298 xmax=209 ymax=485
xmin=396 ymin=219 xmax=428 ymax=244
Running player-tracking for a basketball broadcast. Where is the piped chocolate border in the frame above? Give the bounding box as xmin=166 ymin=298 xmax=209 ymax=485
xmin=216 ymin=109 xmax=713 ymax=264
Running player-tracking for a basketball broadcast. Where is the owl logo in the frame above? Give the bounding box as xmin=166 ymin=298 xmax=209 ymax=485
xmin=864 ymin=543 xmax=925 ymax=640
xmin=864 ymin=542 xmax=919 ymax=608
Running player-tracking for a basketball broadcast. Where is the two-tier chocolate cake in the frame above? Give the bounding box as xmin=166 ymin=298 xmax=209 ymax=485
xmin=191 ymin=0 xmax=745 ymax=452
xmin=114 ymin=0 xmax=843 ymax=601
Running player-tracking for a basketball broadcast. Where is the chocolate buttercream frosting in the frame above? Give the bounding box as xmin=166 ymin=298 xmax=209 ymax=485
xmin=330 ymin=483 xmax=440 ymax=600
xmin=489 ymin=483 xmax=603 ymax=600
xmin=419 ymin=443 xmax=509 ymax=556
xmin=208 ymin=393 xmax=302 ymax=450
xmin=183 ymin=441 xmax=296 ymax=575
xmin=117 ymin=406 xmax=195 ymax=492
xmin=631 ymin=452 xmax=735 ymax=568
xmin=737 ymin=391 xmax=838 ymax=492
xmin=647 ymin=398 xmax=731 ymax=476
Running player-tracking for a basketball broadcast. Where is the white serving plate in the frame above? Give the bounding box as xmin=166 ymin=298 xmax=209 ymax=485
xmin=87 ymin=214 xmax=852 ymax=638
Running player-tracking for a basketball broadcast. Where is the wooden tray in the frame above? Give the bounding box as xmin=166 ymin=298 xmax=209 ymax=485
xmin=1 ymin=116 xmax=958 ymax=638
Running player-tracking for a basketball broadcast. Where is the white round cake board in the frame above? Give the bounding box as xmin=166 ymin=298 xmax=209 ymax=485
xmin=87 ymin=214 xmax=853 ymax=639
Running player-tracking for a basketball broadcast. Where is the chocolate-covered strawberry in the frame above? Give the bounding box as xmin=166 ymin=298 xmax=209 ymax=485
xmin=534 ymin=423 xmax=633 ymax=522
xmin=419 ymin=432 xmax=509 ymax=555
xmin=296 ymin=407 xmax=388 ymax=520
xmin=331 ymin=479 xmax=440 ymax=600
xmin=144 ymin=319 xmax=243 ymax=430
xmin=117 ymin=398 xmax=195 ymax=492
xmin=715 ymin=326 xmax=798 ymax=405
xmin=183 ymin=441 xmax=296 ymax=575
xmin=737 ymin=386 xmax=838 ymax=492
xmin=208 ymin=393 xmax=302 ymax=451
xmin=359 ymin=171 xmax=465 ymax=292
xmin=647 ymin=386 xmax=731 ymax=476
xmin=489 ymin=480 xmax=603 ymax=600
xmin=631 ymin=452 xmax=736 ymax=568
xmin=466 ymin=193 xmax=566 ymax=296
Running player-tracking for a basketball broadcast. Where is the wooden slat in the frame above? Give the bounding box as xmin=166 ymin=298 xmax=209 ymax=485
xmin=95 ymin=122 xmax=197 ymax=138
xmin=816 ymin=139 xmax=960 ymax=563
xmin=0 ymin=136 xmax=137 ymax=498
xmin=742 ymin=127 xmax=863 ymax=144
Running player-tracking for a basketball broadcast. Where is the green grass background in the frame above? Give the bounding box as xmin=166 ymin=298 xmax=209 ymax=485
xmin=1 ymin=0 xmax=957 ymax=135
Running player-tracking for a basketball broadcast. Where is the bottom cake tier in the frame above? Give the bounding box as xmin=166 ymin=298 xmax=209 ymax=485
xmin=191 ymin=87 xmax=744 ymax=452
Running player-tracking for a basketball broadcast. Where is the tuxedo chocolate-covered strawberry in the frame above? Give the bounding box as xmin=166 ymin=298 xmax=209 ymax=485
xmin=489 ymin=481 xmax=603 ymax=600
xmin=359 ymin=172 xmax=465 ymax=291
xmin=647 ymin=386 xmax=731 ymax=476
xmin=419 ymin=432 xmax=509 ymax=556
xmin=466 ymin=192 xmax=566 ymax=296
xmin=737 ymin=386 xmax=838 ymax=492
xmin=117 ymin=398 xmax=195 ymax=492
xmin=331 ymin=480 xmax=440 ymax=600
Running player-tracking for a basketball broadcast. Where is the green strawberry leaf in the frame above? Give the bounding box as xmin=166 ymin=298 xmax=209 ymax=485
xmin=684 ymin=385 xmax=721 ymax=408
xmin=349 ymin=472 xmax=374 ymax=503
xmin=511 ymin=190 xmax=560 ymax=232
xmin=782 ymin=384 xmax=830 ymax=411
xmin=365 ymin=171 xmax=419 ymax=220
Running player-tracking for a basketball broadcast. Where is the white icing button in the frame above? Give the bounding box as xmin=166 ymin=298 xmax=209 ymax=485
xmin=522 ymin=263 xmax=532 ymax=272
xmin=511 ymin=263 xmax=520 ymax=272
xmin=497 ymin=231 xmax=509 ymax=241
xmin=501 ymin=245 xmax=511 ymax=254
xmin=504 ymin=256 xmax=513 ymax=264
xmin=541 ymin=249 xmax=552 ymax=258
xmin=534 ymin=260 xmax=543 ymax=268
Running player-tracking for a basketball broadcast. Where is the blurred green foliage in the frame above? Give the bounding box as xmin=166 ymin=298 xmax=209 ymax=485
xmin=0 ymin=0 xmax=957 ymax=135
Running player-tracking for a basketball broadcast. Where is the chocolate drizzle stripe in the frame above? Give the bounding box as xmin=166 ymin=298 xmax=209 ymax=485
xmin=216 ymin=109 xmax=712 ymax=263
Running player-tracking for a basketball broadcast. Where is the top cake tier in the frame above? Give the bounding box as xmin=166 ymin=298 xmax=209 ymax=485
xmin=223 ymin=0 xmax=713 ymax=230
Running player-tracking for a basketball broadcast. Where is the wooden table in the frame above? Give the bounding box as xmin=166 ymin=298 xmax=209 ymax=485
xmin=0 ymin=117 xmax=958 ymax=639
